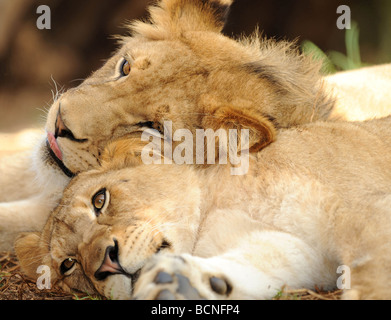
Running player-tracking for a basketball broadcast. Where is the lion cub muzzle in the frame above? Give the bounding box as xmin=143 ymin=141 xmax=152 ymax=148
xmin=93 ymin=237 xmax=171 ymax=280
xmin=94 ymin=239 xmax=134 ymax=281
xmin=55 ymin=106 xmax=87 ymax=143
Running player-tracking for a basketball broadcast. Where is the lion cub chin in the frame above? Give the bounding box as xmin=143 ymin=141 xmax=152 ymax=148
xmin=15 ymin=115 xmax=391 ymax=300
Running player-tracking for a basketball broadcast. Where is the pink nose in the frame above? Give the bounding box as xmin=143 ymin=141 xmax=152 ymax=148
xmin=47 ymin=131 xmax=63 ymax=161
xmin=94 ymin=240 xmax=125 ymax=281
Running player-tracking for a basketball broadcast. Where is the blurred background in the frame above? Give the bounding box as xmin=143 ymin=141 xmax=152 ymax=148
xmin=0 ymin=0 xmax=390 ymax=132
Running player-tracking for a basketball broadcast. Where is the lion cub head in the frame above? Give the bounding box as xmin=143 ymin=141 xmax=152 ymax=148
xmin=41 ymin=0 xmax=333 ymax=178
xmin=15 ymin=141 xmax=201 ymax=298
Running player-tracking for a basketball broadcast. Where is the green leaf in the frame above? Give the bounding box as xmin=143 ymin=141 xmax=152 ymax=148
xmin=301 ymin=40 xmax=336 ymax=74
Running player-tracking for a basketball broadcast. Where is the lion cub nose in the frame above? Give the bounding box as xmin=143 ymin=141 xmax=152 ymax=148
xmin=94 ymin=239 xmax=126 ymax=281
xmin=55 ymin=106 xmax=73 ymax=139
xmin=55 ymin=105 xmax=87 ymax=142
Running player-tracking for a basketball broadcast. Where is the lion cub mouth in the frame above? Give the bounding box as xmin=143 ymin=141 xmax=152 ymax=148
xmin=46 ymin=132 xmax=75 ymax=178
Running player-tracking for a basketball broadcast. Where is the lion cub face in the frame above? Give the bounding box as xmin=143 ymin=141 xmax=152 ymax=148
xmin=15 ymin=165 xmax=201 ymax=299
xmin=41 ymin=0 xmax=332 ymax=178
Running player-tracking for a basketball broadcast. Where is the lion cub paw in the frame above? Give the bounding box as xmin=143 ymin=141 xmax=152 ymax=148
xmin=133 ymin=254 xmax=232 ymax=300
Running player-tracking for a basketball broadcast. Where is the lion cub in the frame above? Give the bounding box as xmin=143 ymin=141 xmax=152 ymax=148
xmin=16 ymin=115 xmax=391 ymax=300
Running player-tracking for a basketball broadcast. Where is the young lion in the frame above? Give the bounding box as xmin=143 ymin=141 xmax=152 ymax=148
xmin=15 ymin=115 xmax=391 ymax=300
xmin=1 ymin=0 xmax=391 ymax=251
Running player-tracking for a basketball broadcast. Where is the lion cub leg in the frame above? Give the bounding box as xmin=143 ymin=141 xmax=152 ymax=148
xmin=133 ymin=231 xmax=337 ymax=300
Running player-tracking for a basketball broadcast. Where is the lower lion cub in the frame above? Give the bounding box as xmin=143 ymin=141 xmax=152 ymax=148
xmin=16 ymin=115 xmax=391 ymax=299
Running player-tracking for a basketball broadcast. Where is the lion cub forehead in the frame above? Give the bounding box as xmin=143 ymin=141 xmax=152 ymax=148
xmin=68 ymin=165 xmax=199 ymax=203
xmin=118 ymin=36 xmax=186 ymax=58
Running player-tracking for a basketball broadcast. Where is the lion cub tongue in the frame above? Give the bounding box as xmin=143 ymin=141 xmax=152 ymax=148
xmin=47 ymin=132 xmax=63 ymax=161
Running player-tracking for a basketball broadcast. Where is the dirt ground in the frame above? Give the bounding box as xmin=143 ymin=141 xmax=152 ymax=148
xmin=0 ymin=252 xmax=103 ymax=300
xmin=0 ymin=251 xmax=342 ymax=301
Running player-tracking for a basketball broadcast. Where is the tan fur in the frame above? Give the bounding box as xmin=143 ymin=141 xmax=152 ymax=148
xmin=0 ymin=129 xmax=42 ymax=201
xmin=2 ymin=0 xmax=391 ymax=252
xmin=0 ymin=129 xmax=69 ymax=251
xmin=15 ymin=115 xmax=391 ymax=300
xmin=325 ymin=64 xmax=391 ymax=121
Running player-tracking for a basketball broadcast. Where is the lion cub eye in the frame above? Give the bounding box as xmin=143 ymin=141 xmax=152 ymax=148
xmin=120 ymin=59 xmax=131 ymax=77
xmin=92 ymin=188 xmax=108 ymax=215
xmin=60 ymin=258 xmax=76 ymax=275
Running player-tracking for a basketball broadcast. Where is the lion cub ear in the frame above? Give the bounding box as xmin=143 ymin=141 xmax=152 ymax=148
xmin=202 ymin=99 xmax=277 ymax=154
xmin=15 ymin=232 xmax=47 ymax=280
xmin=137 ymin=0 xmax=232 ymax=35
